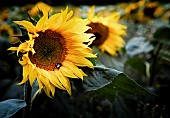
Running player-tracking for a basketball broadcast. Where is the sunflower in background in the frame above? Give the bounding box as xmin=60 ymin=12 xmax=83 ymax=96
xmin=0 ymin=23 xmax=20 ymax=43
xmin=0 ymin=24 xmax=13 ymax=38
xmin=117 ymin=1 xmax=140 ymax=21
xmin=8 ymin=6 xmax=96 ymax=97
xmin=137 ymin=1 xmax=164 ymax=22
xmin=86 ymin=6 xmax=127 ymax=56
xmin=161 ymin=9 xmax=170 ymax=21
xmin=0 ymin=8 xmax=10 ymax=22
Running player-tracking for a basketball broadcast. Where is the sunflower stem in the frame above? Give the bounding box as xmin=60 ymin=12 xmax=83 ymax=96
xmin=23 ymin=81 xmax=32 ymax=118
xmin=149 ymin=43 xmax=162 ymax=86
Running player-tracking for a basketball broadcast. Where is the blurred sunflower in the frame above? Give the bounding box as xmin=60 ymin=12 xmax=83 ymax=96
xmin=0 ymin=8 xmax=10 ymax=22
xmin=0 ymin=24 xmax=19 ymax=43
xmin=0 ymin=24 xmax=13 ymax=37
xmin=137 ymin=1 xmax=164 ymax=22
xmin=86 ymin=6 xmax=127 ymax=56
xmin=161 ymin=9 xmax=170 ymax=21
xmin=120 ymin=2 xmax=139 ymax=21
xmin=8 ymin=7 xmax=96 ymax=97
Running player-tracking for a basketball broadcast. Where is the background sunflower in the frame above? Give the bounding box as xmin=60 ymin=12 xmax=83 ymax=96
xmin=86 ymin=6 xmax=127 ymax=56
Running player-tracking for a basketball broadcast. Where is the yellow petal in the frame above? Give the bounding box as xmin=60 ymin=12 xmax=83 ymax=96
xmin=65 ymin=55 xmax=93 ymax=67
xmin=66 ymin=10 xmax=73 ymax=21
xmin=88 ymin=6 xmax=95 ymax=19
xmin=14 ymin=21 xmax=36 ymax=33
xmin=67 ymin=50 xmax=96 ymax=58
xmin=37 ymin=78 xmax=43 ymax=90
xmin=48 ymin=13 xmax=63 ymax=30
xmin=36 ymin=15 xmax=48 ymax=32
xmin=62 ymin=61 xmax=84 ymax=79
xmin=18 ymin=65 xmax=29 ymax=85
xmin=28 ymin=65 xmax=36 ymax=86
xmin=43 ymin=86 xmax=52 ymax=98
xmin=49 ymin=83 xmax=55 ymax=96
xmin=8 ymin=47 xmax=18 ymax=51
xmin=59 ymin=66 xmax=78 ymax=78
xmin=48 ymin=71 xmax=66 ymax=90
xmin=54 ymin=70 xmax=71 ymax=95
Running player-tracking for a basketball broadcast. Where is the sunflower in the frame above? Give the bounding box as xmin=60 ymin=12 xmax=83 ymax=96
xmin=135 ymin=1 xmax=164 ymax=22
xmin=8 ymin=7 xmax=96 ymax=97
xmin=86 ymin=6 xmax=127 ymax=56
xmin=0 ymin=23 xmax=19 ymax=43
xmin=0 ymin=8 xmax=10 ymax=22
xmin=0 ymin=24 xmax=13 ymax=37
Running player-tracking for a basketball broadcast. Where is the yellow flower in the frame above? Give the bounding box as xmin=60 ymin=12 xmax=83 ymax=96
xmin=124 ymin=3 xmax=139 ymax=14
xmin=28 ymin=2 xmax=53 ymax=16
xmin=86 ymin=6 xmax=127 ymax=56
xmin=0 ymin=24 xmax=19 ymax=43
xmin=0 ymin=8 xmax=10 ymax=22
xmin=9 ymin=7 xmax=96 ymax=97
xmin=161 ymin=9 xmax=170 ymax=21
xmin=135 ymin=1 xmax=164 ymax=22
xmin=0 ymin=24 xmax=13 ymax=37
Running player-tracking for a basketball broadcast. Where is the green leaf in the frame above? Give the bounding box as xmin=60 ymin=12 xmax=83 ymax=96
xmin=86 ymin=57 xmax=96 ymax=66
xmin=125 ymin=57 xmax=146 ymax=76
xmin=92 ymin=46 xmax=124 ymax=71
xmin=83 ymin=66 xmax=156 ymax=101
xmin=111 ymin=73 xmax=153 ymax=96
xmin=125 ymin=37 xmax=154 ymax=56
xmin=83 ymin=66 xmax=121 ymax=91
xmin=0 ymin=99 xmax=26 ymax=118
xmin=153 ymin=26 xmax=170 ymax=44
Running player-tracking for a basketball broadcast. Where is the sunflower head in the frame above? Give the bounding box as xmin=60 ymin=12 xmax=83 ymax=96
xmin=0 ymin=24 xmax=13 ymax=37
xmin=86 ymin=6 xmax=127 ymax=56
xmin=9 ymin=6 xmax=96 ymax=97
xmin=135 ymin=1 xmax=163 ymax=22
xmin=0 ymin=24 xmax=20 ymax=43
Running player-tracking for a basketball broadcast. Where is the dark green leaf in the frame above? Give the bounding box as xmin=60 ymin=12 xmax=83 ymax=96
xmin=125 ymin=37 xmax=154 ymax=56
xmin=86 ymin=57 xmax=96 ymax=66
xmin=0 ymin=99 xmax=26 ymax=118
xmin=112 ymin=73 xmax=154 ymax=96
xmin=125 ymin=57 xmax=146 ymax=75
xmin=83 ymin=66 xmax=156 ymax=101
xmin=153 ymin=26 xmax=170 ymax=44
xmin=92 ymin=46 xmax=124 ymax=71
xmin=83 ymin=66 xmax=121 ymax=91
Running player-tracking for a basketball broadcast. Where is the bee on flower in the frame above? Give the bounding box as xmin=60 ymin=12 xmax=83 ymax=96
xmin=8 ymin=5 xmax=96 ymax=97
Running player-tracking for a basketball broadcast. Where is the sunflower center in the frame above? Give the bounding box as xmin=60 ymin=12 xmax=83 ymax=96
xmin=144 ymin=6 xmax=157 ymax=18
xmin=29 ymin=30 xmax=66 ymax=71
xmin=0 ymin=29 xmax=10 ymax=37
xmin=86 ymin=23 xmax=109 ymax=46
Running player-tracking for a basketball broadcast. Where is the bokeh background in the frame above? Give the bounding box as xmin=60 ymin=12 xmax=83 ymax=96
xmin=0 ymin=0 xmax=169 ymax=7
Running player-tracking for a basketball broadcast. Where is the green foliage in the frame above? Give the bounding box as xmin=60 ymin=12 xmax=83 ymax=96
xmin=125 ymin=57 xmax=146 ymax=76
xmin=82 ymin=66 xmax=155 ymax=101
xmin=0 ymin=99 xmax=26 ymax=118
xmin=153 ymin=26 xmax=170 ymax=44
xmin=125 ymin=37 xmax=154 ymax=56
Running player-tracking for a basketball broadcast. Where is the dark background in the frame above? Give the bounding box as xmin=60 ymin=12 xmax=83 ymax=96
xmin=0 ymin=0 xmax=169 ymax=7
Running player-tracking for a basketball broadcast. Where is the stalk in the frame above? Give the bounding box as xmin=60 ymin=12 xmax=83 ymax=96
xmin=23 ymin=81 xmax=32 ymax=118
